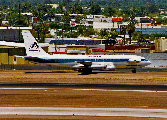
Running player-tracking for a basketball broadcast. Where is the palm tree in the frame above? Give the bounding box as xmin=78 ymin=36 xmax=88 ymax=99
xmin=127 ymin=8 xmax=136 ymax=44
xmin=127 ymin=22 xmax=135 ymax=44
xmin=47 ymin=8 xmax=56 ymax=22
xmin=132 ymin=32 xmax=145 ymax=45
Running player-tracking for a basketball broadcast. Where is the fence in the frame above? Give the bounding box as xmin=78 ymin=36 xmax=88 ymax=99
xmin=0 ymin=64 xmax=72 ymax=70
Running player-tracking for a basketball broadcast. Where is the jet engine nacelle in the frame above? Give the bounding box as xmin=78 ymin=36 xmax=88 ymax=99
xmin=128 ymin=59 xmax=141 ymax=63
xmin=105 ymin=64 xmax=116 ymax=70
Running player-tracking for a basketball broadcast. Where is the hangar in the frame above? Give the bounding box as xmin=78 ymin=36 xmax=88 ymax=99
xmin=0 ymin=41 xmax=49 ymax=65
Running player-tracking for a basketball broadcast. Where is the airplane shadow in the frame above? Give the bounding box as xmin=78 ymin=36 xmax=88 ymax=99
xmin=78 ymin=71 xmax=124 ymax=75
xmin=78 ymin=72 xmax=98 ymax=75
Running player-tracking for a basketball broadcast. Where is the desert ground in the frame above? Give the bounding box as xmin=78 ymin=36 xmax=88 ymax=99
xmin=0 ymin=70 xmax=166 ymax=119
xmin=0 ymin=70 xmax=166 ymax=84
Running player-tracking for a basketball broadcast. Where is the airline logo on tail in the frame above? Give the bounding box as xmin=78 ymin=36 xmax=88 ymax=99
xmin=29 ymin=42 xmax=40 ymax=52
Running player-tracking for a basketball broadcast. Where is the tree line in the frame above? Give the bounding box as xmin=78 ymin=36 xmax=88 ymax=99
xmin=0 ymin=0 xmax=165 ymax=14
xmin=0 ymin=0 xmax=167 ymax=9
xmin=0 ymin=0 xmax=164 ymax=26
xmin=0 ymin=0 xmax=166 ymax=44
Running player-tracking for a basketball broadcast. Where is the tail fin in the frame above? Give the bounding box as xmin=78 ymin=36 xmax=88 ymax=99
xmin=22 ymin=30 xmax=49 ymax=57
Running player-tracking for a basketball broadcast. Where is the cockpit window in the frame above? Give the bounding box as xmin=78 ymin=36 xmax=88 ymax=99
xmin=141 ymin=59 xmax=148 ymax=61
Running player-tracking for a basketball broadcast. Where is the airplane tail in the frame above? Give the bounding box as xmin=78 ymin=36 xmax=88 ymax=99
xmin=22 ymin=30 xmax=49 ymax=57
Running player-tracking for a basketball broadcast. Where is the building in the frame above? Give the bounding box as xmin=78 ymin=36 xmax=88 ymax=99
xmin=0 ymin=27 xmax=32 ymax=42
xmin=49 ymin=39 xmax=106 ymax=54
xmin=155 ymin=37 xmax=167 ymax=52
xmin=0 ymin=47 xmax=27 ymax=65
xmin=65 ymin=45 xmax=91 ymax=55
xmin=135 ymin=48 xmax=150 ymax=53
xmin=0 ymin=41 xmax=48 ymax=65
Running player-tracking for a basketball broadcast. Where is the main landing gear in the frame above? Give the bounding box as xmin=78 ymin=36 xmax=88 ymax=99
xmin=132 ymin=69 xmax=136 ymax=73
xmin=78 ymin=68 xmax=92 ymax=74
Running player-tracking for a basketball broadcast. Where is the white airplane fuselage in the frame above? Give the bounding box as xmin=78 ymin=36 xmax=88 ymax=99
xmin=22 ymin=30 xmax=151 ymax=73
xmin=31 ymin=54 xmax=151 ymax=70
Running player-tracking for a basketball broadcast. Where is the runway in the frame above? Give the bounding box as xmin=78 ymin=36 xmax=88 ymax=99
xmin=0 ymin=107 xmax=167 ymax=118
xmin=0 ymin=70 xmax=166 ymax=119
xmin=0 ymin=83 xmax=167 ymax=90
xmin=0 ymin=85 xmax=167 ymax=119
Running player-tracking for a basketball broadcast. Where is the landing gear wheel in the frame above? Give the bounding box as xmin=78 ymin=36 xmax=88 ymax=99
xmin=78 ymin=68 xmax=92 ymax=74
xmin=132 ymin=69 xmax=136 ymax=73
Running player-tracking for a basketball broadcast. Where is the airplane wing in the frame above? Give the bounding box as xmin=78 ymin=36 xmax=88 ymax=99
xmin=73 ymin=61 xmax=92 ymax=68
xmin=73 ymin=61 xmax=116 ymax=72
xmin=24 ymin=56 xmax=40 ymax=60
xmin=23 ymin=56 xmax=42 ymax=63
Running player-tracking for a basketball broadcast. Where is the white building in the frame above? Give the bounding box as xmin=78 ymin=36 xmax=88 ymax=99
xmin=155 ymin=37 xmax=167 ymax=52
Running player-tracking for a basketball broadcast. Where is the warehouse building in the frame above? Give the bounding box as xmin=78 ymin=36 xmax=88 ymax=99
xmin=0 ymin=41 xmax=48 ymax=65
xmin=155 ymin=37 xmax=167 ymax=52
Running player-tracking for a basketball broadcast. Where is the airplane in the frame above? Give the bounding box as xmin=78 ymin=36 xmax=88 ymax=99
xmin=22 ymin=30 xmax=151 ymax=74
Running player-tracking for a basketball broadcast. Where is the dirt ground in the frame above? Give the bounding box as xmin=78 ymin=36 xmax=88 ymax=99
xmin=0 ymin=87 xmax=166 ymax=108
xmin=0 ymin=70 xmax=166 ymax=85
xmin=0 ymin=86 xmax=167 ymax=120
xmin=0 ymin=70 xmax=166 ymax=120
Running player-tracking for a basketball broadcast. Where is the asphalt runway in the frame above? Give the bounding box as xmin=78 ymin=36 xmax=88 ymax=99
xmin=0 ymin=85 xmax=167 ymax=119
xmin=0 ymin=83 xmax=167 ymax=90
xmin=0 ymin=107 xmax=167 ymax=118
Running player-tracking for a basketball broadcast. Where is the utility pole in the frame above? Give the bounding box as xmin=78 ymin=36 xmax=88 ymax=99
xmin=19 ymin=3 xmax=20 ymax=42
xmin=141 ymin=22 xmax=142 ymax=34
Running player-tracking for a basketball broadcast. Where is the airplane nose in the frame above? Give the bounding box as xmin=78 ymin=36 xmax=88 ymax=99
xmin=147 ymin=60 xmax=151 ymax=65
